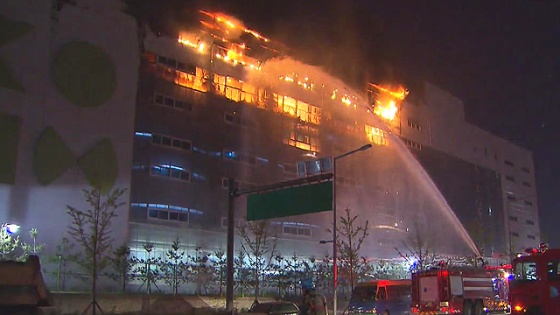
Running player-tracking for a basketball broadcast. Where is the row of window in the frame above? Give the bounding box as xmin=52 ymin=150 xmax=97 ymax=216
xmin=223 ymin=150 xmax=268 ymax=166
xmin=150 ymin=164 xmax=190 ymax=182
xmin=224 ymin=112 xmax=256 ymax=127
xmin=154 ymin=93 xmax=193 ymax=111
xmin=506 ymin=195 xmax=534 ymax=206
xmin=407 ymin=119 xmax=422 ymax=131
xmin=402 ymin=138 xmax=422 ymax=150
xmin=508 ymin=216 xmax=536 ymax=225
xmin=148 ymin=209 xmax=190 ymax=222
xmin=153 ymin=53 xmax=388 ymax=151
xmin=283 ymin=226 xmax=311 ymax=237
xmin=218 ymin=217 xmax=312 ymax=237
xmin=510 ymin=231 xmax=536 ymax=240
xmin=157 ymin=55 xmax=196 ymax=74
xmin=504 ymin=174 xmax=533 ymax=187
xmin=152 ymin=133 xmax=192 ymax=152
xmin=504 ymin=159 xmax=532 ymax=174
xmin=273 ymin=93 xmax=321 ymax=125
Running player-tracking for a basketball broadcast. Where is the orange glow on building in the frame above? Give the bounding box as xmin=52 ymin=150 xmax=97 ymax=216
xmin=174 ymin=67 xmax=208 ymax=93
xmin=365 ymin=125 xmax=389 ymax=146
xmin=278 ymin=74 xmax=315 ymax=91
xmin=273 ymin=93 xmax=321 ymax=125
xmin=178 ymin=34 xmax=208 ymax=54
xmin=213 ymin=74 xmax=266 ymax=108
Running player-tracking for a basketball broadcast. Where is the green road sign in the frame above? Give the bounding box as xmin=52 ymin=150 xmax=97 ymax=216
xmin=247 ymin=180 xmax=333 ymax=221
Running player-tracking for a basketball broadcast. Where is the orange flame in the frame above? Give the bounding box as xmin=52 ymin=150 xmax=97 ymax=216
xmin=369 ymin=83 xmax=409 ymax=101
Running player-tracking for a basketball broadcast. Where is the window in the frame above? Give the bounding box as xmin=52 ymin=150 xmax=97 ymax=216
xmin=514 ymin=262 xmax=537 ymax=281
xmin=365 ymin=125 xmax=389 ymax=146
xmin=527 ymin=235 xmax=536 ymax=240
xmin=507 ymin=195 xmax=517 ymax=201
xmin=547 ymin=261 xmax=560 ymax=281
xmin=154 ymin=93 xmax=193 ymax=111
xmin=521 ymin=167 xmax=531 ymax=173
xmin=147 ymin=208 xmax=189 ymax=223
xmin=376 ymin=287 xmax=387 ymax=300
xmin=504 ymin=160 xmax=514 ymax=167
xmin=213 ymin=74 xmax=266 ymax=108
xmin=407 ymin=119 xmax=422 ymax=131
xmin=273 ymin=93 xmax=321 ymax=124
xmin=283 ymin=226 xmax=311 ymax=237
xmin=281 ymin=163 xmax=298 ymax=175
xmin=402 ymin=137 xmax=422 ymax=150
xmin=524 ymin=200 xmax=533 ymax=206
xmin=152 ymin=133 xmax=191 ymax=152
xmin=505 ymin=175 xmax=515 ymax=182
xmin=150 ymin=165 xmax=190 ymax=182
xmin=526 ymin=219 xmax=535 ymax=225
xmin=223 ymin=150 xmax=257 ymax=165
xmin=221 ymin=217 xmax=245 ymax=228
xmin=509 ymin=216 xmax=518 ymax=222
xmin=224 ymin=113 xmax=241 ymax=125
xmin=511 ymin=232 xmax=520 ymax=237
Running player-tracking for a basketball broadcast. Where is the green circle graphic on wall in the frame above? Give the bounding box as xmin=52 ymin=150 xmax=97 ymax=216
xmin=51 ymin=41 xmax=116 ymax=108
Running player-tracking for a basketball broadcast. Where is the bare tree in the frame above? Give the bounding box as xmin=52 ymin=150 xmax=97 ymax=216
xmin=238 ymin=221 xmax=277 ymax=301
xmin=396 ymin=220 xmax=437 ymax=272
xmin=66 ymin=187 xmax=126 ymax=315
xmin=336 ymin=207 xmax=369 ymax=292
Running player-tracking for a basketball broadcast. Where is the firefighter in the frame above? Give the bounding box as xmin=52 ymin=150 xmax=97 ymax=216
xmin=300 ymin=280 xmax=328 ymax=315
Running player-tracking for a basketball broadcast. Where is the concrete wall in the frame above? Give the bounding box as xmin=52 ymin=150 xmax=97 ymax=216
xmin=0 ymin=0 xmax=139 ymax=289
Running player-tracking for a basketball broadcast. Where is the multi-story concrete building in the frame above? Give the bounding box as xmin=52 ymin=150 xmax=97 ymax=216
xmin=128 ymin=10 xmax=540 ymax=264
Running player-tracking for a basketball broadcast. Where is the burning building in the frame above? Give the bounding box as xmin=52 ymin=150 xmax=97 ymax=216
xmin=129 ymin=10 xmax=539 ymax=264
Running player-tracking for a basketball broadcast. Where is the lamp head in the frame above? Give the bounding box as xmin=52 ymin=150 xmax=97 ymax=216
xmin=5 ymin=224 xmax=20 ymax=234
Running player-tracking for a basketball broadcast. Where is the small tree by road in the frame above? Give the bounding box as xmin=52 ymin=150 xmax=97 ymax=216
xmin=66 ymin=187 xmax=126 ymax=315
xmin=161 ymin=238 xmax=188 ymax=295
xmin=107 ymin=243 xmax=131 ymax=292
xmin=395 ymin=220 xmax=437 ymax=272
xmin=238 ymin=220 xmax=277 ymax=301
xmin=336 ymin=207 xmax=369 ymax=292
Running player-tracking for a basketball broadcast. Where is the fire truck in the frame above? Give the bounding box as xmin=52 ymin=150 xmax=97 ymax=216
xmin=509 ymin=244 xmax=560 ymax=315
xmin=411 ymin=262 xmax=510 ymax=315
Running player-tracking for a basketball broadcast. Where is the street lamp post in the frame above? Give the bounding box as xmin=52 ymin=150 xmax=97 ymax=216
xmin=332 ymin=144 xmax=372 ymax=315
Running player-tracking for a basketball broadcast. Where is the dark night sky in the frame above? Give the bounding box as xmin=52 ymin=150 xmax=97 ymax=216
xmin=137 ymin=0 xmax=560 ymax=246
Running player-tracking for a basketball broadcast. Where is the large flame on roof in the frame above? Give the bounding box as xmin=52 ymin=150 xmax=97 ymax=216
xmin=199 ymin=10 xmax=270 ymax=43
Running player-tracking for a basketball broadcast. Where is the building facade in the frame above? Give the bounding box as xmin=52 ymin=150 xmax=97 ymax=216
xmin=128 ymin=10 xmax=540 ymax=266
xmin=0 ymin=0 xmax=139 ymax=289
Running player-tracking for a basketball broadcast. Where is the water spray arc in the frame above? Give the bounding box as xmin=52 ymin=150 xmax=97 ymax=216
xmin=331 ymin=144 xmax=373 ymax=314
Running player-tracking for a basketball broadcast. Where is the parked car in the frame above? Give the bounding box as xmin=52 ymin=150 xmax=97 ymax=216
xmin=248 ymin=301 xmax=300 ymax=315
xmin=346 ymin=279 xmax=412 ymax=315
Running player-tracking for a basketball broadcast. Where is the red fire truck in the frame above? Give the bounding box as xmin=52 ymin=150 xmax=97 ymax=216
xmin=411 ymin=263 xmax=509 ymax=315
xmin=509 ymin=244 xmax=560 ymax=315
